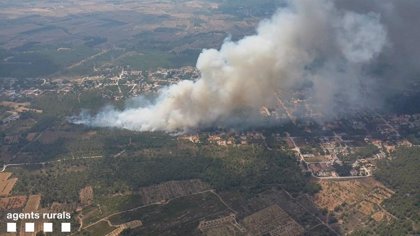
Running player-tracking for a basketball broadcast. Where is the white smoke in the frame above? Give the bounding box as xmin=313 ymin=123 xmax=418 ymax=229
xmin=72 ymin=0 xmax=387 ymax=132
xmin=337 ymin=12 xmax=386 ymax=63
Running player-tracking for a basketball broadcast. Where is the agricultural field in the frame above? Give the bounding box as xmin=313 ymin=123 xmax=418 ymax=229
xmin=0 ymin=172 xmax=17 ymax=197
xmin=313 ymin=178 xmax=396 ymax=234
xmin=23 ymin=194 xmax=41 ymax=213
xmin=0 ymin=195 xmax=27 ymax=211
xmin=79 ymin=186 xmax=94 ymax=206
xmin=313 ymin=178 xmax=393 ymax=212
xmin=199 ymin=214 xmax=244 ymax=236
xmin=242 ymin=204 xmax=304 ymax=236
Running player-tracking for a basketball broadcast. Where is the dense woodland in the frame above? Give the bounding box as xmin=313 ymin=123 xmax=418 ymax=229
xmin=12 ymin=140 xmax=317 ymax=205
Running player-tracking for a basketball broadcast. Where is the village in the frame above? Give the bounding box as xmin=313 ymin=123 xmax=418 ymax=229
xmin=0 ymin=66 xmax=419 ymax=235
xmin=1 ymin=66 xmax=420 ymax=180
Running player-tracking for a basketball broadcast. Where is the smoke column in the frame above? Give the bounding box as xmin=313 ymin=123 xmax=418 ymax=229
xmin=72 ymin=0 xmax=388 ymax=132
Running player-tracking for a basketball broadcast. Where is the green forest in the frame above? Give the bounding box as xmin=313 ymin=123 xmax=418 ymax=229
xmin=12 ymin=144 xmax=316 ymax=205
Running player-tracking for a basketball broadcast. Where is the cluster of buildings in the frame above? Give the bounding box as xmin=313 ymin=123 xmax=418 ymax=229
xmin=178 ymin=131 xmax=266 ymax=146
xmin=295 ymin=134 xmax=414 ymax=178
xmin=1 ymin=64 xmax=419 ymax=181
xmin=0 ymin=66 xmax=200 ymax=102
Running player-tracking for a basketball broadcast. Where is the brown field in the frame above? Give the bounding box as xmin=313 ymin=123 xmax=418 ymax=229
xmin=0 ymin=196 xmax=27 ymax=210
xmin=0 ymin=177 xmax=17 ymax=196
xmin=313 ymin=178 xmax=391 ymax=211
xmin=0 ymin=172 xmax=12 ymax=182
xmin=371 ymin=211 xmax=391 ymax=222
xmin=23 ymin=195 xmax=41 ymax=213
xmin=0 ymin=173 xmax=19 ymax=200
xmin=356 ymin=200 xmax=376 ymax=216
xmin=125 ymin=220 xmax=143 ymax=229
xmin=313 ymin=177 xmax=395 ymax=234
xmin=107 ymin=220 xmax=143 ymax=236
xmin=242 ymin=204 xmax=304 ymax=236
xmin=303 ymin=155 xmax=331 ymax=163
xmin=0 ymin=101 xmax=42 ymax=114
xmin=18 ymin=195 xmax=44 ymax=236
xmin=139 ymin=179 xmax=210 ymax=204
xmin=79 ymin=186 xmax=94 ymax=206
xmin=107 ymin=227 xmax=126 ymax=236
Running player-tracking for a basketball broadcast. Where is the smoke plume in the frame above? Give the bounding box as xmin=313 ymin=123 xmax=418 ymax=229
xmin=72 ymin=0 xmax=394 ymax=132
